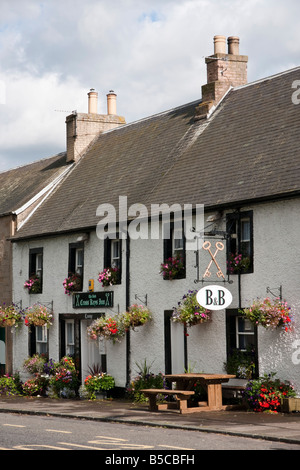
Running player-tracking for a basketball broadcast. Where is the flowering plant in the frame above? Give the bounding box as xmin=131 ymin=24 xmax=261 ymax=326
xmin=84 ymin=373 xmax=115 ymax=400
xmin=240 ymin=297 xmax=292 ymax=332
xmin=0 ymin=304 xmax=23 ymax=328
xmin=49 ymin=356 xmax=79 ymax=398
xmin=24 ymin=303 xmax=53 ymax=328
xmin=121 ymin=304 xmax=152 ymax=330
xmin=63 ymin=273 xmax=82 ymax=295
xmin=127 ymin=359 xmax=165 ymax=403
xmin=98 ymin=267 xmax=120 ymax=286
xmin=87 ymin=315 xmax=125 ymax=343
xmin=160 ymin=255 xmax=185 ymax=280
xmin=172 ymin=290 xmax=211 ymax=327
xmin=227 ymin=252 xmax=250 ymax=274
xmin=23 ymin=354 xmax=47 ymax=375
xmin=24 ymin=274 xmax=41 ymax=294
xmin=243 ymin=372 xmax=296 ymax=413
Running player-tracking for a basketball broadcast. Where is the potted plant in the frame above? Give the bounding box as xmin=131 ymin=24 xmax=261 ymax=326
xmin=240 ymin=297 xmax=292 ymax=332
xmin=84 ymin=372 xmax=115 ymax=400
xmin=24 ymin=274 xmax=42 ymax=294
xmin=87 ymin=315 xmax=125 ymax=343
xmin=98 ymin=267 xmax=120 ymax=286
xmin=243 ymin=372 xmax=296 ymax=413
xmin=63 ymin=273 xmax=82 ymax=295
xmin=121 ymin=304 xmax=152 ymax=330
xmin=0 ymin=304 xmax=23 ymax=328
xmin=227 ymin=252 xmax=250 ymax=274
xmin=48 ymin=356 xmax=79 ymax=398
xmin=24 ymin=303 xmax=53 ymax=328
xmin=160 ymin=255 xmax=185 ymax=280
xmin=172 ymin=290 xmax=211 ymax=327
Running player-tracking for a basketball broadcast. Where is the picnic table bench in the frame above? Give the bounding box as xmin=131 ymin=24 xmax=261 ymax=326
xmin=140 ymin=388 xmax=195 ymax=413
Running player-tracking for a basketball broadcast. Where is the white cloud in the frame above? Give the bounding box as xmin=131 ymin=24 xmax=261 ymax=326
xmin=0 ymin=0 xmax=300 ymax=170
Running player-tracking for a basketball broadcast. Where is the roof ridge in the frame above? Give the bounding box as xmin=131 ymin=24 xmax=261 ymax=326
xmin=0 ymin=151 xmax=67 ymax=175
xmin=233 ymin=64 xmax=300 ymax=91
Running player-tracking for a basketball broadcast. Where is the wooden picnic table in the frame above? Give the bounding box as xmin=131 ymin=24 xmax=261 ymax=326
xmin=164 ymin=373 xmax=236 ymax=412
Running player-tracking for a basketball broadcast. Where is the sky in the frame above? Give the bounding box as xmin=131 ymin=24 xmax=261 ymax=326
xmin=1 ymin=0 xmax=300 ymax=171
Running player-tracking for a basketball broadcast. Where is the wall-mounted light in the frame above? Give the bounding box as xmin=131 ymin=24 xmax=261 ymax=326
xmin=76 ymin=233 xmax=89 ymax=242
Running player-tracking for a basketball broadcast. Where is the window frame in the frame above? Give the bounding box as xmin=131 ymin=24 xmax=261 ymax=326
xmin=104 ymin=237 xmax=122 ymax=284
xmin=68 ymin=242 xmax=84 ymax=291
xmin=29 ymin=247 xmax=43 ymax=293
xmin=163 ymin=221 xmax=186 ymax=280
xmin=226 ymin=211 xmax=253 ymax=274
xmin=226 ymin=309 xmax=258 ymax=378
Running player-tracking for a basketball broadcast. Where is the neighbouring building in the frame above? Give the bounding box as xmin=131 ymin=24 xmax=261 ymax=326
xmin=9 ymin=36 xmax=300 ymax=395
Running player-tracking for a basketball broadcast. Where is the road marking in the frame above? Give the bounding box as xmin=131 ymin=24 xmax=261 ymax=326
xmin=14 ymin=444 xmax=71 ymax=450
xmin=159 ymin=444 xmax=195 ymax=450
xmin=3 ymin=424 xmax=26 ymax=428
xmin=46 ymin=429 xmax=72 ymax=434
xmin=59 ymin=442 xmax=109 ymax=450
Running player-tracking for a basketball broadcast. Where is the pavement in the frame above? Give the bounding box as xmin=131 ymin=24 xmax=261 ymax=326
xmin=0 ymin=396 xmax=300 ymax=445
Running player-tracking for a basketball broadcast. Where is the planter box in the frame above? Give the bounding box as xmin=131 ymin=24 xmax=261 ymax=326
xmin=282 ymin=398 xmax=300 ymax=413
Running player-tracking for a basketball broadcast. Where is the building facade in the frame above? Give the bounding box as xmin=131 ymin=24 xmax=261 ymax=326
xmin=8 ymin=36 xmax=300 ymax=394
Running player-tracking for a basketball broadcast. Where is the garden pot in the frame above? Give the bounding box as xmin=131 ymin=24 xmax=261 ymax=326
xmin=282 ymin=397 xmax=300 ymax=413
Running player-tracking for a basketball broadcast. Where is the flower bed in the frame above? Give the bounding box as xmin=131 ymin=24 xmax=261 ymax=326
xmin=243 ymin=372 xmax=296 ymax=413
xmin=241 ymin=297 xmax=292 ymax=331
xmin=172 ymin=290 xmax=211 ymax=327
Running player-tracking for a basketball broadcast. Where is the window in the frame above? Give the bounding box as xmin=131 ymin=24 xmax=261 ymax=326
xmin=29 ymin=248 xmax=43 ymax=293
xmin=226 ymin=211 xmax=253 ymax=274
xmin=35 ymin=325 xmax=48 ymax=354
xmin=104 ymin=238 xmax=122 ymax=284
xmin=163 ymin=222 xmax=186 ymax=280
xmin=226 ymin=310 xmax=257 ymax=378
xmin=65 ymin=320 xmax=75 ymax=356
xmin=68 ymin=243 xmax=84 ymax=290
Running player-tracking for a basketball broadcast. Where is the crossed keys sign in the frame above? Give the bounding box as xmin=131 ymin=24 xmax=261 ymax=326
xmin=202 ymin=241 xmax=225 ymax=279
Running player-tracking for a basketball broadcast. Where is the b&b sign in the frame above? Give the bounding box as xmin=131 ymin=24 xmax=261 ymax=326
xmin=197 ymin=285 xmax=232 ymax=310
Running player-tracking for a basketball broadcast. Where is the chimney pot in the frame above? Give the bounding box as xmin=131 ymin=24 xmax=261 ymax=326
xmin=107 ymin=90 xmax=117 ymax=115
xmin=213 ymin=35 xmax=226 ymax=54
xmin=227 ymin=36 xmax=240 ymax=55
xmin=88 ymin=88 xmax=98 ymax=114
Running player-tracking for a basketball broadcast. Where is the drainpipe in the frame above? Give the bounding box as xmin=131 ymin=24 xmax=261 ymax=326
xmin=125 ymin=235 xmax=131 ymax=387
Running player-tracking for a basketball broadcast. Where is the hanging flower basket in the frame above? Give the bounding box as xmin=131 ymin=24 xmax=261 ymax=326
xmin=98 ymin=267 xmax=120 ymax=287
xmin=172 ymin=290 xmax=211 ymax=327
xmin=240 ymin=297 xmax=293 ymax=332
xmin=160 ymin=255 xmax=185 ymax=280
xmin=121 ymin=304 xmax=152 ymax=330
xmin=63 ymin=273 xmax=82 ymax=295
xmin=24 ymin=303 xmax=53 ymax=328
xmin=87 ymin=315 xmax=125 ymax=343
xmin=0 ymin=304 xmax=23 ymax=328
xmin=24 ymin=274 xmax=42 ymax=294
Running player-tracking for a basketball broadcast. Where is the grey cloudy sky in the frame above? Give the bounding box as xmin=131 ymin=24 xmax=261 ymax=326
xmin=1 ymin=0 xmax=300 ymax=171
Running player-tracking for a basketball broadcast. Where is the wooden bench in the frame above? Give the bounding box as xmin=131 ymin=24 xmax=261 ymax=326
xmin=140 ymin=389 xmax=195 ymax=413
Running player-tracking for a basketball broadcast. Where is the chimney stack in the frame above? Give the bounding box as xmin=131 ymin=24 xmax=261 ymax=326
xmin=88 ymin=88 xmax=98 ymax=114
xmin=214 ymin=35 xmax=226 ymax=54
xmin=107 ymin=90 xmax=117 ymax=115
xmin=66 ymin=89 xmax=126 ymax=163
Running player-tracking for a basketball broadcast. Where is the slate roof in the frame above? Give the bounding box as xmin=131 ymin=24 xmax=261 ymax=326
xmin=0 ymin=152 xmax=69 ymax=216
xmin=12 ymin=66 xmax=300 ymax=240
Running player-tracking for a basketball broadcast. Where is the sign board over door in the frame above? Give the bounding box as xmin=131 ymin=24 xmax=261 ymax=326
xmin=73 ymin=292 xmax=113 ymax=309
